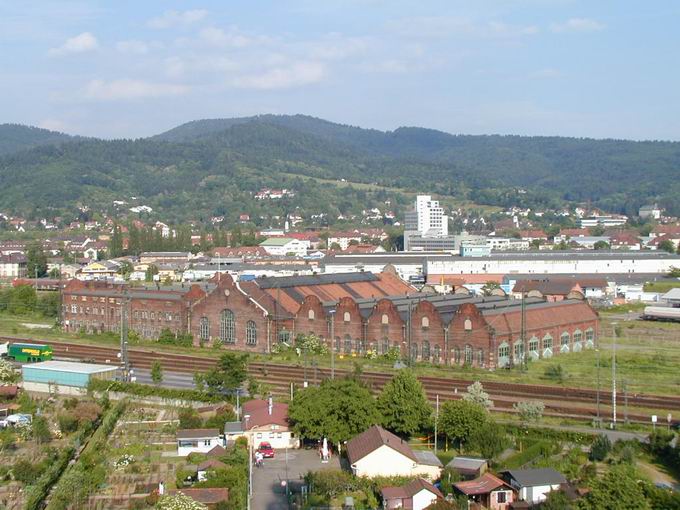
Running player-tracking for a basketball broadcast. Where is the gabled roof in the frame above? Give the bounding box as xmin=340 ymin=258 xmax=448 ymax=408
xmin=346 ymin=425 xmax=417 ymax=465
xmin=447 ymin=456 xmax=488 ymax=473
xmin=382 ymin=478 xmax=444 ymax=500
xmin=197 ymin=459 xmax=227 ymax=471
xmin=512 ymin=279 xmax=581 ymax=296
xmin=505 ymin=468 xmax=567 ymax=487
xmin=205 ymin=445 xmax=227 ymax=457
xmin=242 ymin=399 xmax=290 ymax=428
xmin=454 ymin=473 xmax=510 ymax=496
xmin=176 ymin=428 xmax=220 ymax=440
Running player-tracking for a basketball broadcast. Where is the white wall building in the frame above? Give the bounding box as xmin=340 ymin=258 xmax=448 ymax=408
xmin=176 ymin=429 xmax=223 ymax=457
xmin=505 ymin=468 xmax=566 ymax=505
xmin=260 ymin=237 xmax=309 ymax=257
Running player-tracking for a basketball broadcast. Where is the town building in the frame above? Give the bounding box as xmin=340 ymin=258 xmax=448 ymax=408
xmin=224 ymin=398 xmax=299 ymax=449
xmin=22 ymin=361 xmax=118 ymax=395
xmin=639 ymin=204 xmax=662 ymax=220
xmin=259 ymin=237 xmax=309 ymax=257
xmin=346 ymin=425 xmax=443 ymax=479
xmin=503 ymin=468 xmax=567 ymax=505
xmin=454 ymin=472 xmax=514 ymax=510
xmin=404 ymin=195 xmax=458 ymax=251
xmin=176 ymin=429 xmax=223 ymax=457
xmin=381 ymin=478 xmax=443 ymax=510
xmin=579 ymin=215 xmax=627 ymax=228
xmin=0 ymin=254 xmax=27 ymax=279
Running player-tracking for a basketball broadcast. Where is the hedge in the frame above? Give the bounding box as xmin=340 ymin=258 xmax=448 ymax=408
xmin=88 ymin=378 xmax=225 ymax=403
xmin=23 ymin=445 xmax=76 ymax=510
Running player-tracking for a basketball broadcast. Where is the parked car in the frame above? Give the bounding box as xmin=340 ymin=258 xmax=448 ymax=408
xmin=258 ymin=442 xmax=275 ymax=458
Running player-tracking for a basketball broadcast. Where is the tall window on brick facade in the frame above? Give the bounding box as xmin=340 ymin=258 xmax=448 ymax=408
xmin=464 ymin=344 xmax=473 ymax=365
xmin=246 ymin=321 xmax=257 ymax=345
xmin=199 ymin=317 xmax=210 ymax=341
xmin=433 ymin=344 xmax=441 ymax=362
xmin=453 ymin=346 xmax=461 ymax=364
xmin=477 ymin=348 xmax=484 ymax=366
xmin=220 ymin=309 xmax=235 ymax=343
xmin=343 ymin=335 xmax=352 ymax=354
xmin=381 ymin=337 xmax=389 ymax=355
xmin=410 ymin=342 xmax=418 ymax=361
xmin=422 ymin=341 xmax=430 ymax=361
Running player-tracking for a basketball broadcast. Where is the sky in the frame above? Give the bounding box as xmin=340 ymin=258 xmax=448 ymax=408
xmin=2 ymin=0 xmax=679 ymax=140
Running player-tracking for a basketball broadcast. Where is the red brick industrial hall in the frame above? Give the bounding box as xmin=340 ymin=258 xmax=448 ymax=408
xmin=61 ymin=272 xmax=599 ymax=369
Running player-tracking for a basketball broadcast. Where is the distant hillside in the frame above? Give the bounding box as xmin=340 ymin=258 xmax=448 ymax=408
xmin=0 ymin=115 xmax=679 ymax=222
xmin=0 ymin=124 xmax=75 ymax=156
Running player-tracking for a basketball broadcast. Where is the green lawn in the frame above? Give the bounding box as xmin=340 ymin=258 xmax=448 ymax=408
xmin=644 ymin=280 xmax=680 ymax=293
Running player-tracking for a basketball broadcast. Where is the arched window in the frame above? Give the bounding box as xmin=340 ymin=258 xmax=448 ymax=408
xmin=199 ymin=317 xmax=210 ymax=341
xmin=529 ymin=336 xmax=539 ymax=353
xmin=543 ymin=334 xmax=553 ymax=358
xmin=433 ymin=345 xmax=441 ymax=363
xmin=381 ymin=314 xmax=389 ymax=325
xmin=585 ymin=328 xmax=595 ymax=348
xmin=308 ymin=309 xmax=315 ymax=320
xmin=453 ymin=346 xmax=461 ymax=364
xmin=464 ymin=344 xmax=473 ymax=365
xmin=421 ymin=316 xmax=430 ymax=329
xmin=561 ymin=332 xmax=570 ymax=353
xmin=514 ymin=340 xmax=525 ymax=363
xmin=464 ymin=318 xmax=472 ymax=331
xmin=246 ymin=321 xmax=257 ymax=345
xmin=422 ymin=341 xmax=431 ymax=361
xmin=343 ymin=311 xmax=351 ymax=323
xmin=381 ymin=337 xmax=389 ymax=355
xmin=498 ymin=342 xmax=510 ymax=358
xmin=343 ymin=335 xmax=352 ymax=354
xmin=220 ymin=309 xmax=235 ymax=344
xmin=477 ymin=348 xmax=484 ymax=366
xmin=573 ymin=329 xmax=583 ymax=352
xmin=410 ymin=342 xmax=419 ymax=361
xmin=355 ymin=339 xmax=365 ymax=354
xmin=334 ymin=337 xmax=340 ymax=352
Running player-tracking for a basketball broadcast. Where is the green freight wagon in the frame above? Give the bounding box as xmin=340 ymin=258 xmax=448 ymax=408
xmin=7 ymin=343 xmax=53 ymax=363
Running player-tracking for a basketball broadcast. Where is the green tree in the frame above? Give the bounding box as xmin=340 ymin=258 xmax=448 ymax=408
xmin=480 ymin=281 xmax=501 ymax=296
xmin=589 ymin=434 xmax=612 ymax=461
xmin=178 ymin=407 xmax=203 ymax=429
xmin=514 ymin=400 xmax=545 ymax=425
xmin=579 ymin=464 xmax=651 ymax=510
xmin=145 ymin=264 xmax=159 ymax=282
xmin=32 ymin=416 xmax=51 ymax=444
xmin=201 ymin=353 xmax=249 ymax=397
xmin=462 ymin=381 xmax=493 ymax=410
xmin=26 ymin=242 xmax=48 ymax=278
xmin=593 ymin=240 xmax=610 ymax=250
xmin=668 ymin=266 xmax=680 ymax=278
xmin=289 ymin=377 xmax=382 ymax=445
xmin=377 ymin=370 xmax=432 ymax=437
xmin=467 ymin=420 xmax=508 ymax=459
xmin=151 ymin=361 xmax=163 ymax=385
xmin=658 ymin=239 xmax=676 ymax=253
xmin=0 ymin=359 xmax=19 ymax=383
xmin=108 ymin=225 xmax=124 ymax=257
xmin=542 ymin=490 xmax=574 ymax=510
xmin=438 ymin=400 xmax=487 ymax=447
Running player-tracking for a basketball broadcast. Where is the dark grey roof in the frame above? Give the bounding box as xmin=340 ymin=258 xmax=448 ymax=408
xmin=256 ymin=272 xmax=378 ymax=289
xmin=413 ymin=450 xmax=443 ymax=467
xmin=504 ymin=272 xmax=668 ymax=286
xmin=224 ymin=421 xmax=244 ymax=434
xmin=447 ymin=456 xmax=488 ymax=472
xmin=505 ymin=468 xmax=567 ymax=487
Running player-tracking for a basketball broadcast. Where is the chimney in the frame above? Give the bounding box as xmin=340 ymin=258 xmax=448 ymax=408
xmin=268 ymin=396 xmax=273 ymax=415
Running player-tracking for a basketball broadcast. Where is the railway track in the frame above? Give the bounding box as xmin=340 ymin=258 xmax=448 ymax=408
xmin=6 ymin=336 xmax=680 ymax=424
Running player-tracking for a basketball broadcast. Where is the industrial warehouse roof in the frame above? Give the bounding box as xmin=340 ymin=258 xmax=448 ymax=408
xmin=24 ymin=360 xmax=118 ymax=374
xmin=240 ymin=272 xmax=414 ymax=316
xmin=259 ymin=237 xmax=298 ymax=246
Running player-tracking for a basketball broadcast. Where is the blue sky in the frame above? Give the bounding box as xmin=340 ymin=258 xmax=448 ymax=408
xmin=2 ymin=1 xmax=679 ymax=140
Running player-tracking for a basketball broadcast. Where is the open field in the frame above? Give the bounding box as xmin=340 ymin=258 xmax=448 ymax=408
xmin=644 ymin=280 xmax=680 ymax=293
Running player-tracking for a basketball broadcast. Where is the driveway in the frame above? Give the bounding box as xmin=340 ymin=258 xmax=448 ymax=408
xmin=252 ymin=448 xmax=341 ymax=510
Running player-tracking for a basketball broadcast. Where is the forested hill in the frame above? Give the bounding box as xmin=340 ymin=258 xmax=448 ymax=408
xmin=0 ymin=124 xmax=75 ymax=156
xmin=1 ymin=115 xmax=680 ymax=222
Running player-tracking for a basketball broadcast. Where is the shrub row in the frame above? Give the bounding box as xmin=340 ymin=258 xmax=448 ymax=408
xmin=23 ymin=445 xmax=76 ymax=510
xmin=502 ymin=440 xmax=558 ymax=470
xmin=88 ymin=378 xmax=224 ymax=403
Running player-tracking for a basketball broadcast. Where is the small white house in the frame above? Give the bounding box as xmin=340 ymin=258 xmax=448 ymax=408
xmin=225 ymin=398 xmax=299 ymax=449
xmin=346 ymin=425 xmax=442 ymax=479
xmin=504 ymin=468 xmax=566 ymax=504
xmin=382 ymin=478 xmax=443 ymax=510
xmin=259 ymin=237 xmax=309 ymax=257
xmin=176 ymin=429 xmax=223 ymax=457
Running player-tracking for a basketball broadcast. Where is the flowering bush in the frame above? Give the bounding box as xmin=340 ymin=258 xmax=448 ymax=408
xmin=295 ymin=334 xmax=328 ymax=355
xmin=0 ymin=359 xmax=18 ymax=384
xmin=114 ymin=454 xmax=135 ymax=469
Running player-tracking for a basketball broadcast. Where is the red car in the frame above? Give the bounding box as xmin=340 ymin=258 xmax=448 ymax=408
xmin=258 ymin=442 xmax=275 ymax=458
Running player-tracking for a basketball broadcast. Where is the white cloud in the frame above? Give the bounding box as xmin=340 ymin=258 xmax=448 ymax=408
xmin=38 ymin=119 xmax=68 ymax=132
xmin=147 ymin=9 xmax=208 ymax=29
xmin=387 ymin=16 xmax=538 ymax=39
xmin=550 ymin=18 xmax=605 ymax=33
xmin=84 ymin=79 xmax=188 ymax=100
xmin=48 ymin=32 xmax=98 ymax=56
xmin=198 ymin=27 xmax=252 ymax=47
xmin=233 ymin=62 xmax=325 ymax=90
xmin=116 ymin=40 xmax=162 ymax=54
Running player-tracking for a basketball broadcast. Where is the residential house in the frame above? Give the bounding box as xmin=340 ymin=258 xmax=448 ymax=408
xmin=454 ymin=472 xmax=514 ymax=510
xmin=346 ymin=425 xmax=443 ymax=479
xmin=512 ymin=279 xmax=585 ymax=302
xmin=225 ymin=398 xmax=299 ymax=449
xmin=176 ymin=429 xmax=223 ymax=457
xmin=381 ymin=478 xmax=443 ymax=510
xmin=197 ymin=459 xmax=227 ymax=482
xmin=259 ymin=237 xmax=309 ymax=257
xmin=78 ymin=260 xmax=120 ymax=280
xmin=503 ymin=468 xmax=567 ymax=505
xmin=639 ymin=205 xmax=662 ymax=220
xmin=446 ymin=456 xmax=488 ymax=480
xmin=609 ymin=232 xmax=641 ymax=251
xmin=0 ymin=254 xmax=27 ymax=279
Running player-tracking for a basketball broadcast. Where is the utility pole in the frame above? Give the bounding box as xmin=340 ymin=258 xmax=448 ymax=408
xmin=612 ymin=323 xmax=617 ymax=428
xmin=330 ymin=310 xmax=336 ymax=380
xmin=120 ymin=288 xmax=131 ymax=381
xmin=596 ymin=349 xmax=601 ymax=427
xmin=434 ymin=394 xmax=439 ymax=455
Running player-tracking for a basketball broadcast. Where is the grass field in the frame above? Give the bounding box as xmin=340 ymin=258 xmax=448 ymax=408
xmin=644 ymin=280 xmax=680 ymax=293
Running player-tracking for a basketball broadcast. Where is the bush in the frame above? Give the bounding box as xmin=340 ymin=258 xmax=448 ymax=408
xmin=178 ymin=407 xmax=203 ymax=429
xmin=589 ymin=434 xmax=612 ymax=462
xmin=88 ymin=378 xmax=223 ymax=403
xmin=58 ymin=414 xmax=78 ymax=433
xmin=13 ymin=459 xmax=40 ymax=484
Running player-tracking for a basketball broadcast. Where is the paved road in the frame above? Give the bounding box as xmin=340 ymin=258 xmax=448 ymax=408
xmin=133 ymin=368 xmax=197 ymax=389
xmin=252 ymin=449 xmax=340 ymax=510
